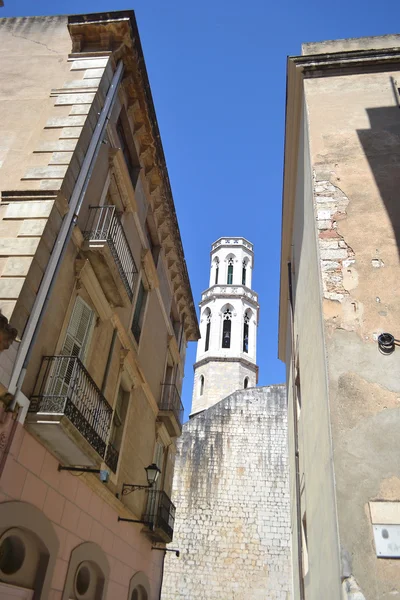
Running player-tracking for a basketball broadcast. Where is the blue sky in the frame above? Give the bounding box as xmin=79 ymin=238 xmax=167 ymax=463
xmin=3 ymin=0 xmax=400 ymax=418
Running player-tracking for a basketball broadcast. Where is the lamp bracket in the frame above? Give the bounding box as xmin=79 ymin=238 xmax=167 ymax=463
xmin=121 ymin=483 xmax=151 ymax=495
xmin=118 ymin=516 xmax=153 ymax=530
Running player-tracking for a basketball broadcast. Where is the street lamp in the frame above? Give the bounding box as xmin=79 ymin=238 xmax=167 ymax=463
xmin=121 ymin=463 xmax=161 ymax=495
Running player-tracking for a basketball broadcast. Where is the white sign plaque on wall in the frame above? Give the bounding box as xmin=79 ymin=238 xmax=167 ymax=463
xmin=373 ymin=524 xmax=400 ymax=558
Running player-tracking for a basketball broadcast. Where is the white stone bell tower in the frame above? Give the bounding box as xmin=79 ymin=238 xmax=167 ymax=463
xmin=191 ymin=237 xmax=259 ymax=415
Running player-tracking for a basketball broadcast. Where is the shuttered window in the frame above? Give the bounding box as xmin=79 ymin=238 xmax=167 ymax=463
xmin=47 ymin=297 xmax=94 ymax=397
xmin=61 ymin=296 xmax=94 ymax=361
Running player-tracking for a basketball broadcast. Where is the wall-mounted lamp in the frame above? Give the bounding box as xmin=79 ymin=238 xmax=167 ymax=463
xmin=378 ymin=333 xmax=400 ymax=355
xmin=121 ymin=463 xmax=161 ymax=495
xmin=58 ymin=465 xmax=110 ymax=483
xmin=152 ymin=547 xmax=180 ymax=558
xmin=118 ymin=516 xmax=154 ymax=530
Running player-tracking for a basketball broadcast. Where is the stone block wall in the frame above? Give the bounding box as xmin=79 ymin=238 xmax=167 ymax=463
xmin=191 ymin=359 xmax=257 ymax=415
xmin=162 ymin=385 xmax=292 ymax=600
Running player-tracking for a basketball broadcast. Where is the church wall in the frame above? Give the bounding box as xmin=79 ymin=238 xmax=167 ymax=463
xmin=191 ymin=359 xmax=257 ymax=415
xmin=162 ymin=385 xmax=292 ymax=600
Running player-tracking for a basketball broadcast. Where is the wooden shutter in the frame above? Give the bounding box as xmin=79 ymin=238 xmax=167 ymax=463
xmin=61 ymin=296 xmax=94 ymax=361
xmin=48 ymin=297 xmax=94 ymax=397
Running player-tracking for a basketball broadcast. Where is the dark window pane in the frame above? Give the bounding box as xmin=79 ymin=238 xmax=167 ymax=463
xmin=131 ymin=281 xmax=147 ymax=343
xmin=222 ymin=319 xmax=231 ymax=348
xmin=243 ymin=322 xmax=249 ymax=353
xmin=227 ymin=265 xmax=233 ymax=284
xmin=205 ymin=321 xmax=211 ymax=352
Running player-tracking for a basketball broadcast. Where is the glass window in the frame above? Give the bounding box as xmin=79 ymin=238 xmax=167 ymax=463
xmin=242 ymin=260 xmax=247 ymax=285
xmin=243 ymin=312 xmax=250 ymax=353
xmin=116 ymin=116 xmax=140 ymax=188
xmin=227 ymin=258 xmax=234 ymax=284
xmin=131 ymin=281 xmax=147 ymax=343
xmin=205 ymin=311 xmax=211 ymax=352
xmin=222 ymin=308 xmax=232 ymax=348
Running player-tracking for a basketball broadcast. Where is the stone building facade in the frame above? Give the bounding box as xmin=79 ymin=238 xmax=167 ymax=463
xmin=162 ymin=240 xmax=292 ymax=600
xmin=0 ymin=11 xmax=198 ymax=600
xmin=162 ymin=387 xmax=292 ymax=600
xmin=279 ymin=34 xmax=400 ymax=600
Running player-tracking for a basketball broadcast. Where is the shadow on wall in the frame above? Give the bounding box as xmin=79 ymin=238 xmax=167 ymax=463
xmin=357 ymin=80 xmax=400 ymax=258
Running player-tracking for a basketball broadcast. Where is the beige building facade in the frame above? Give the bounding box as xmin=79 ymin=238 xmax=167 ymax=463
xmin=279 ymin=34 xmax=400 ymax=600
xmin=0 ymin=11 xmax=198 ymax=600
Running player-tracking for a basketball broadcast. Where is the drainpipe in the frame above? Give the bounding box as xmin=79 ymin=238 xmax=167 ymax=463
xmin=7 ymin=60 xmax=124 ymax=409
xmin=288 ymin=261 xmax=305 ymax=600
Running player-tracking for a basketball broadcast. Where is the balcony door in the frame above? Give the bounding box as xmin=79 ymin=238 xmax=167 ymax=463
xmin=47 ymin=296 xmax=95 ymax=397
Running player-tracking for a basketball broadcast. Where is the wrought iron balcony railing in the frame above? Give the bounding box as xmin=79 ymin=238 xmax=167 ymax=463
xmin=29 ymin=355 xmax=113 ymax=459
xmin=160 ymin=383 xmax=184 ymax=431
xmin=84 ymin=205 xmax=137 ymax=301
xmin=105 ymin=442 xmax=119 ymax=474
xmin=144 ymin=489 xmax=176 ymax=542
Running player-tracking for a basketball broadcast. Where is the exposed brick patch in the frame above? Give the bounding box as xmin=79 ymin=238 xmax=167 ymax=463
xmin=314 ymin=175 xmax=354 ymax=302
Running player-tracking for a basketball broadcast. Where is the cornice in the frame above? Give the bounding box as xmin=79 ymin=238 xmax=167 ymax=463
xmin=194 ymin=356 xmax=258 ymax=373
xmin=200 ymin=284 xmax=259 ymax=308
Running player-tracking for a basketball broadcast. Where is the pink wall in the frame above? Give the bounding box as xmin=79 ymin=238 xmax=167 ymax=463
xmin=0 ymin=426 xmax=163 ymax=599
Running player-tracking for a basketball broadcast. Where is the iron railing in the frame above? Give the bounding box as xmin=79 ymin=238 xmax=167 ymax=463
xmin=29 ymin=355 xmax=113 ymax=458
xmin=105 ymin=442 xmax=119 ymax=473
xmin=144 ymin=490 xmax=176 ymax=541
xmin=160 ymin=383 xmax=184 ymax=430
xmin=84 ymin=205 xmax=137 ymax=300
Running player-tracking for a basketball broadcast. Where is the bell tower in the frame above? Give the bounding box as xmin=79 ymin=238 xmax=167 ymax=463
xmin=191 ymin=237 xmax=259 ymax=415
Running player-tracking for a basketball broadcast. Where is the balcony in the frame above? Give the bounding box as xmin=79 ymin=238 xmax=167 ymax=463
xmin=105 ymin=442 xmax=119 ymax=474
xmin=83 ymin=205 xmax=137 ymax=306
xmin=143 ymin=490 xmax=176 ymax=543
xmin=158 ymin=384 xmax=184 ymax=437
xmin=27 ymin=356 xmax=113 ymax=467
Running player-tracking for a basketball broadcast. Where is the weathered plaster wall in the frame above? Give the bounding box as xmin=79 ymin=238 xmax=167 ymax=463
xmin=288 ymin=102 xmax=341 ymax=600
xmin=302 ymin=33 xmax=400 ymax=55
xmin=162 ymin=386 xmax=292 ymax=600
xmin=304 ymin=65 xmax=400 ymax=598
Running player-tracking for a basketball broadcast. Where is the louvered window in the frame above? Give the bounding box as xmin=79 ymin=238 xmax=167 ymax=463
xmin=47 ymin=297 xmax=94 ymax=397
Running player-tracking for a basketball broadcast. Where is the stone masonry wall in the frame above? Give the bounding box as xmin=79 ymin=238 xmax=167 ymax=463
xmin=162 ymin=385 xmax=292 ymax=600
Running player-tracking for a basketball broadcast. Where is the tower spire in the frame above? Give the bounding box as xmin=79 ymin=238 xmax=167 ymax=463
xmin=191 ymin=237 xmax=259 ymax=415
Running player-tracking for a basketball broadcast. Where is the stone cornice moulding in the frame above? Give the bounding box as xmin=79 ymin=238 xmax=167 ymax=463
xmin=193 ymin=356 xmax=259 ymax=374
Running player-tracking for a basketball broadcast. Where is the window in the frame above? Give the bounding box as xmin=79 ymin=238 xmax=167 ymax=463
xmin=131 ymin=280 xmax=147 ymax=343
xmin=200 ymin=375 xmax=204 ymax=396
xmin=204 ymin=309 xmax=211 ymax=352
xmin=48 ymin=296 xmax=95 ymax=397
xmin=244 ymin=377 xmax=249 ymax=389
xmin=62 ymin=296 xmax=95 ymax=362
xmin=227 ymin=258 xmax=234 ymax=284
xmin=295 ymin=360 xmax=302 ymax=419
xmin=116 ymin=115 xmax=141 ymax=188
xmin=242 ymin=260 xmax=247 ymax=285
xmin=106 ymin=386 xmax=129 ymax=472
xmin=215 ymin=258 xmax=219 ymax=284
xmin=243 ymin=311 xmax=250 ymax=353
xmin=222 ymin=308 xmax=232 ymax=348
xmin=302 ymin=512 xmax=309 ymax=577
